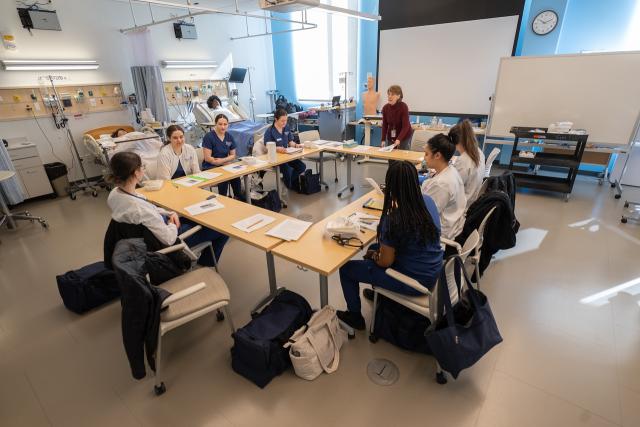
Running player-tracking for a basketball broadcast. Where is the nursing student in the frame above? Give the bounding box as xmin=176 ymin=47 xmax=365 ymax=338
xmin=108 ymin=151 xmax=229 ymax=266
xmin=337 ymin=161 xmax=443 ymax=330
xmin=202 ymin=114 xmax=243 ymax=199
xmin=421 ymin=133 xmax=467 ymax=241
xmin=381 ymin=85 xmax=413 ymax=150
xmin=449 ymin=119 xmax=485 ymax=207
xmin=156 ymin=124 xmax=201 ymax=180
xmin=264 ymin=108 xmax=306 ymax=189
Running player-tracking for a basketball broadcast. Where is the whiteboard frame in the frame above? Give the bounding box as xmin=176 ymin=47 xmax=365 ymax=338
xmin=487 ymin=51 xmax=640 ymax=150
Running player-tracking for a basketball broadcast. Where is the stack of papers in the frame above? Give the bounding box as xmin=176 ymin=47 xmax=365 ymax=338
xmin=351 ymin=145 xmax=371 ymax=152
xmin=265 ymin=219 xmax=313 ymax=241
xmin=184 ymin=199 xmax=224 ymax=216
xmin=192 ymin=171 xmax=222 ymax=180
xmin=232 ymin=214 xmax=275 ymax=233
xmin=285 ymin=147 xmax=303 ymax=154
xmin=222 ymin=164 xmax=248 ymax=173
xmin=378 ymin=145 xmax=395 ymax=152
xmin=348 ymin=212 xmax=380 ymax=231
xmin=313 ymin=140 xmax=335 ymax=146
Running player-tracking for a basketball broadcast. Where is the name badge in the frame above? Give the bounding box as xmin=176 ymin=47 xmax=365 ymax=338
xmin=391 ymin=129 xmax=396 ymax=138
xmin=276 ymin=138 xmax=282 ymax=142
xmin=226 ymin=141 xmax=231 ymax=147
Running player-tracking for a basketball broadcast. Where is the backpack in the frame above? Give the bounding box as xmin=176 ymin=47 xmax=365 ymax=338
xmin=296 ymin=169 xmax=321 ymax=195
xmin=372 ymin=294 xmax=432 ymax=354
xmin=231 ymin=290 xmax=312 ymax=388
xmin=275 ymin=95 xmax=289 ymax=111
xmin=251 ymin=189 xmax=282 ymax=212
xmin=56 ymin=261 xmax=120 ymax=314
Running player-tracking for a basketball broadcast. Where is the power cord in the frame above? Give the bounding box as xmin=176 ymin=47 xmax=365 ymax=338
xmin=30 ymin=109 xmax=67 ymax=166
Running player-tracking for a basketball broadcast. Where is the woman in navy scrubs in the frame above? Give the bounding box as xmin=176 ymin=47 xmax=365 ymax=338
xmin=264 ymin=108 xmax=306 ymax=189
xmin=156 ymin=125 xmax=201 ymax=180
xmin=202 ymin=114 xmax=243 ymax=199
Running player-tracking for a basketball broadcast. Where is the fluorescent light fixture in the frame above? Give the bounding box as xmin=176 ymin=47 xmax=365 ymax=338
xmin=1 ymin=60 xmax=99 ymax=71
xmin=161 ymin=60 xmax=218 ymax=69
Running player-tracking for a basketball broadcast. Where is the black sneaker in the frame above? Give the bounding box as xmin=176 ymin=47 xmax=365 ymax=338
xmin=363 ymin=288 xmax=375 ymax=302
xmin=336 ymin=310 xmax=366 ymax=330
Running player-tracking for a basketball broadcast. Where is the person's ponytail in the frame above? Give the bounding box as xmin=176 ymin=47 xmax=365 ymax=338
xmin=449 ymin=119 xmax=480 ymax=166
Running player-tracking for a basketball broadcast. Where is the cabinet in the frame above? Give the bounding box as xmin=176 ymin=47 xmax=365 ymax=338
xmin=508 ymin=127 xmax=589 ymax=201
xmin=7 ymin=139 xmax=53 ymax=199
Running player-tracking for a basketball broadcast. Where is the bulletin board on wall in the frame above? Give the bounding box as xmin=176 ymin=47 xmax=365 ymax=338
xmin=0 ymin=82 xmax=125 ymax=121
xmin=163 ymin=80 xmax=229 ymax=106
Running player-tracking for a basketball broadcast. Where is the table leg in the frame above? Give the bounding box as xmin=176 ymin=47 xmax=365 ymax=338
xmin=243 ymin=174 xmax=251 ymax=203
xmin=357 ymin=121 xmax=386 ymax=165
xmin=319 ymin=274 xmax=329 ymax=307
xmin=251 ymin=251 xmax=285 ymax=316
xmin=319 ymin=150 xmax=328 ymax=190
xmin=273 ymin=165 xmax=287 ymax=208
xmin=337 ymin=155 xmax=354 ymax=197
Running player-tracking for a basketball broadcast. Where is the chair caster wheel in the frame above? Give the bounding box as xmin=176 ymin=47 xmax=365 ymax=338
xmin=350 ymin=185 xmax=354 ymax=192
xmin=216 ymin=310 xmax=225 ymax=322
xmin=368 ymin=334 xmax=378 ymax=343
xmin=337 ymin=193 xmax=342 ymax=198
xmin=70 ymin=193 xmax=77 ymax=200
xmin=621 ymin=217 xmax=628 ymax=223
xmin=154 ymin=382 xmax=166 ymax=395
xmin=436 ymin=371 xmax=447 ymax=385
xmin=92 ymin=191 xmax=98 ymax=197
xmin=624 ymin=202 xmax=629 ymax=208
xmin=611 ymin=183 xmax=616 ymax=188
xmin=615 ymin=194 xmax=622 ymax=199
xmin=40 ymin=221 xmax=49 ymax=229
xmin=250 ymin=311 xmax=259 ymax=319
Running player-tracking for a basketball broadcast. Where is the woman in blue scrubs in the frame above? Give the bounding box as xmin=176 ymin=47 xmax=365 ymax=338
xmin=336 ymin=161 xmax=443 ymax=330
xmin=264 ymin=108 xmax=306 ymax=189
xmin=202 ymin=114 xmax=243 ymax=199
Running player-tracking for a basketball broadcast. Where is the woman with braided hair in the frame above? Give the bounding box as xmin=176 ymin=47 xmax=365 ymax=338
xmin=336 ymin=161 xmax=443 ymax=330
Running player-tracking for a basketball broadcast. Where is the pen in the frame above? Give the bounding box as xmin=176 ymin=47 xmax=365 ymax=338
xmin=206 ymin=194 xmax=216 ymax=200
xmin=245 ymin=218 xmax=264 ymax=229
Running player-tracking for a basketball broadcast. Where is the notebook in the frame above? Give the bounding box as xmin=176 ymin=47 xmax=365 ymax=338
xmin=362 ymin=197 xmax=383 ymax=211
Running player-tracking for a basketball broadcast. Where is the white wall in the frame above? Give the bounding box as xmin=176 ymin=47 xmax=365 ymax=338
xmin=0 ymin=0 xmax=275 ymax=181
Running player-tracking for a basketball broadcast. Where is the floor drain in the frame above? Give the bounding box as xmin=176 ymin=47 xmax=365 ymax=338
xmin=367 ymin=358 xmax=399 ymax=386
xmin=297 ymin=213 xmax=313 ymax=221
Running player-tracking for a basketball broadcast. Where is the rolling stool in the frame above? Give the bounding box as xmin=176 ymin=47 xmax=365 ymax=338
xmin=0 ymin=171 xmax=49 ymax=239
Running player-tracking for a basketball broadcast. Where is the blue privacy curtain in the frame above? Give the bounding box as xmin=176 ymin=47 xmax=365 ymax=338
xmin=131 ymin=66 xmax=170 ymax=124
xmin=0 ymin=143 xmax=26 ymax=205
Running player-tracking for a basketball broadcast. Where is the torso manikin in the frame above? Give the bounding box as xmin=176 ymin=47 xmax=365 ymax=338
xmin=362 ymin=88 xmax=380 ymax=116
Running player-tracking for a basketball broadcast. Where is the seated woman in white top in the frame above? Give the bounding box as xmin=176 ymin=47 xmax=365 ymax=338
xmin=156 ymin=125 xmax=200 ymax=180
xmin=421 ymin=133 xmax=467 ymax=241
xmin=449 ymin=119 xmax=485 ymax=208
xmin=108 ymin=151 xmax=228 ymax=265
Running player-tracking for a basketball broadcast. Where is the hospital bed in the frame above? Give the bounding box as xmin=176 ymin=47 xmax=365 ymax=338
xmin=193 ymin=99 xmax=269 ymax=157
xmin=83 ymin=125 xmax=163 ymax=184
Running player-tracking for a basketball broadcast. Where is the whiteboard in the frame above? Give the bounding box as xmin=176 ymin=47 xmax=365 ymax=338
xmin=377 ymin=16 xmax=518 ymax=116
xmin=488 ymin=51 xmax=640 ymax=147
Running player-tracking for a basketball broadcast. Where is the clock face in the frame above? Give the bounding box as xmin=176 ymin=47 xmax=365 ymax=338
xmin=532 ymin=10 xmax=558 ymax=35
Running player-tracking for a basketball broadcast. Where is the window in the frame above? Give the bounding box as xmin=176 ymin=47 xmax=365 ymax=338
xmin=292 ymin=0 xmax=358 ymax=102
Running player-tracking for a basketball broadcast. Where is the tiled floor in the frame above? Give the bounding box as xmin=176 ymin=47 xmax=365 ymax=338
xmin=1 ymin=160 xmax=639 ymax=427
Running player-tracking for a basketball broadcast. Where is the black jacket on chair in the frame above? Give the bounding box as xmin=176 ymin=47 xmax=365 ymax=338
xmin=456 ymin=190 xmax=520 ymax=274
xmin=112 ymin=238 xmax=172 ymax=380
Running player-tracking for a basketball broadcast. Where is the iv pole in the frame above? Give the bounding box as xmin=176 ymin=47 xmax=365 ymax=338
xmin=46 ymin=75 xmax=100 ymax=200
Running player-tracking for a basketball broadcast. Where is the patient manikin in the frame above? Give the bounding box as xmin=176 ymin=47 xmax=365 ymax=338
xmin=362 ymin=75 xmax=380 ymax=116
xmin=112 ymin=131 xmax=162 ymax=180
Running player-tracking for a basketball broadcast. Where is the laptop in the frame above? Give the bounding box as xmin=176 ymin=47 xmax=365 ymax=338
xmin=331 ymin=95 xmax=341 ymax=107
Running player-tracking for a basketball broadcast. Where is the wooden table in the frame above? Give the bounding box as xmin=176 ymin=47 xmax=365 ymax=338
xmin=141 ymin=182 xmax=293 ymax=312
xmin=322 ymin=145 xmax=423 ymax=197
xmin=272 ymin=191 xmax=383 ymax=307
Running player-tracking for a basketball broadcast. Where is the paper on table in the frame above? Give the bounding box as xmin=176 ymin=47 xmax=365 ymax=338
xmin=378 ymin=145 xmax=395 ymax=152
xmin=222 ymin=164 xmax=248 ymax=173
xmin=232 ymin=214 xmax=275 ymax=233
xmin=174 ymin=177 xmax=204 ymax=187
xmin=184 ymin=199 xmax=224 ymax=216
xmin=265 ymin=218 xmax=312 ymax=241
xmin=285 ymin=147 xmax=303 ymax=154
xmin=192 ymin=171 xmax=222 ymax=180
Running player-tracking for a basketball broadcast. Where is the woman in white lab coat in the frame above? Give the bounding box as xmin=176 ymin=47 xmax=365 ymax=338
xmin=449 ymin=119 xmax=485 ymax=208
xmin=421 ymin=133 xmax=466 ymax=241
xmin=109 ymin=151 xmax=228 ymax=265
xmin=156 ymin=124 xmax=200 ymax=180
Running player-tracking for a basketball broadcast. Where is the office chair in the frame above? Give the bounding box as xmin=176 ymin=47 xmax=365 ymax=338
xmin=0 ymin=171 xmax=49 ymax=240
xmin=300 ymin=129 xmax=338 ymax=188
xmin=134 ymin=228 xmax=235 ymax=396
xmin=368 ymin=230 xmax=480 ymax=384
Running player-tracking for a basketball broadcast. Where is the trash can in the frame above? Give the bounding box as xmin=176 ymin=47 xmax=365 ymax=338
xmin=44 ymin=162 xmax=69 ymax=197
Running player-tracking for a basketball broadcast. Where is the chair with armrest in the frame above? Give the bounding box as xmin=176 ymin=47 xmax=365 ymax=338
xmin=368 ymin=230 xmax=480 ymax=384
xmin=300 ymin=129 xmax=338 ymax=188
xmin=484 ymin=147 xmax=501 ymax=178
xmin=150 ymin=236 xmax=235 ymax=395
